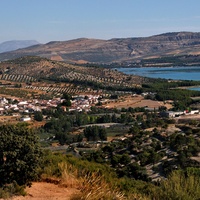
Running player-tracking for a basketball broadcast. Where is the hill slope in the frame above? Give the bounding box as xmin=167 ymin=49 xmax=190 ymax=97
xmin=1 ymin=32 xmax=200 ymax=65
xmin=0 ymin=56 xmax=151 ymax=90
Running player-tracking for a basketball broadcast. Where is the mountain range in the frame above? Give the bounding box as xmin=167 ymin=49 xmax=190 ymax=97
xmin=0 ymin=40 xmax=40 ymax=53
xmin=1 ymin=32 xmax=200 ymax=66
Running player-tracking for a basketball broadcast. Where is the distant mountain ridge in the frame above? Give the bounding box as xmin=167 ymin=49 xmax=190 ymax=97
xmin=0 ymin=40 xmax=40 ymax=53
xmin=1 ymin=32 xmax=200 ymax=66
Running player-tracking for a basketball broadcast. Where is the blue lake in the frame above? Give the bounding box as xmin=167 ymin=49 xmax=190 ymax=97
xmin=117 ymin=66 xmax=200 ymax=91
xmin=188 ymin=87 xmax=200 ymax=91
xmin=118 ymin=66 xmax=200 ymax=81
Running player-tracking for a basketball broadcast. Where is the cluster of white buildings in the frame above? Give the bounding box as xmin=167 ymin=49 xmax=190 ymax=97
xmin=0 ymin=97 xmax=60 ymax=115
xmin=69 ymin=95 xmax=100 ymax=112
xmin=0 ymin=97 xmax=63 ymax=122
xmin=161 ymin=110 xmax=199 ymax=118
xmin=0 ymin=95 xmax=100 ymax=121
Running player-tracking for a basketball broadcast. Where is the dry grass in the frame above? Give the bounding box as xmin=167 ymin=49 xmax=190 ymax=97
xmin=11 ymin=159 xmax=151 ymax=200
xmin=71 ymin=172 xmax=125 ymax=200
xmin=41 ymin=162 xmax=125 ymax=200
xmin=103 ymin=95 xmax=172 ymax=109
xmin=56 ymin=162 xmax=150 ymax=200
xmin=58 ymin=162 xmax=80 ymax=189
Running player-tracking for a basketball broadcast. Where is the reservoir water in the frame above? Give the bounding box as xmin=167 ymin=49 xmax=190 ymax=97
xmin=118 ymin=66 xmax=200 ymax=81
xmin=117 ymin=66 xmax=200 ymax=91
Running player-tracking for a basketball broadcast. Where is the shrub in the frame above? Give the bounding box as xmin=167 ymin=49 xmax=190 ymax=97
xmin=155 ymin=170 xmax=200 ymax=200
xmin=0 ymin=123 xmax=43 ymax=187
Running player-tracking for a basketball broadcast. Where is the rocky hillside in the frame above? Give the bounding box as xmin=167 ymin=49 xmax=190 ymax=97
xmin=1 ymin=32 xmax=200 ymax=65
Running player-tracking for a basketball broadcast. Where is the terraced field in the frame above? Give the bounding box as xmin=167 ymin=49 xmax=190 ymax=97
xmin=0 ymin=56 xmax=154 ymax=95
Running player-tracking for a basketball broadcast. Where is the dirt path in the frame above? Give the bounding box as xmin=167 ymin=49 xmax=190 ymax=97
xmin=12 ymin=182 xmax=79 ymax=200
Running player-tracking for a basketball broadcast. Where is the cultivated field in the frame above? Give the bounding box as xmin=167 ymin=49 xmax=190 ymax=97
xmin=103 ymin=95 xmax=172 ymax=109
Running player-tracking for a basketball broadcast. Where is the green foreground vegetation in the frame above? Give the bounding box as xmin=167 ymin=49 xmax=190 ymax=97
xmin=0 ymin=62 xmax=200 ymax=199
xmin=0 ymin=110 xmax=200 ymax=199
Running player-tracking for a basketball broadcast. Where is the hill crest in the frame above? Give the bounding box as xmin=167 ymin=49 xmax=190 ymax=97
xmin=1 ymin=32 xmax=200 ymax=65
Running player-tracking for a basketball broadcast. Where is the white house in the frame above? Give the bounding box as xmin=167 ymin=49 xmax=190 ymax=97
xmin=20 ymin=116 xmax=31 ymax=121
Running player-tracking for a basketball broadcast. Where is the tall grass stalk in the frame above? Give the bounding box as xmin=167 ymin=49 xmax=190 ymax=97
xmin=157 ymin=170 xmax=200 ymax=200
xmin=72 ymin=171 xmax=125 ymax=200
xmin=58 ymin=162 xmax=79 ymax=188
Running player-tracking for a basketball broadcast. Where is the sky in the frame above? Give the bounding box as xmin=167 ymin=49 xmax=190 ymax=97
xmin=1 ymin=0 xmax=200 ymax=44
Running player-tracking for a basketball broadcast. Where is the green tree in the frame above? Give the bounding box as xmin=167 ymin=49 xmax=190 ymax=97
xmin=61 ymin=93 xmax=72 ymax=107
xmin=129 ymin=125 xmax=140 ymax=135
xmin=34 ymin=111 xmax=43 ymax=121
xmin=120 ymin=154 xmax=131 ymax=165
xmin=111 ymin=154 xmax=121 ymax=167
xmin=84 ymin=126 xmax=107 ymax=141
xmin=0 ymin=123 xmax=43 ymax=186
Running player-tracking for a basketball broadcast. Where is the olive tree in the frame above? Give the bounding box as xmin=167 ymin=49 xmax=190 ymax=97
xmin=0 ymin=123 xmax=43 ymax=186
xmin=34 ymin=111 xmax=43 ymax=121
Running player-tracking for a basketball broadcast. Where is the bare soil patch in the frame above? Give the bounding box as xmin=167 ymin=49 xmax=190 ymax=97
xmin=12 ymin=182 xmax=79 ymax=200
xmin=176 ymin=114 xmax=200 ymax=123
xmin=51 ymin=55 xmax=64 ymax=61
xmin=103 ymin=95 xmax=172 ymax=109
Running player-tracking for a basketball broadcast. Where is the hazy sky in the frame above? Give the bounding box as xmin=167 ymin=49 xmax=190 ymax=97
xmin=1 ymin=0 xmax=200 ymax=43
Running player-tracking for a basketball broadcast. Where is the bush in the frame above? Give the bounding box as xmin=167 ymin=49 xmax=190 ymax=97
xmin=154 ymin=170 xmax=200 ymax=200
xmin=0 ymin=181 xmax=26 ymax=199
xmin=0 ymin=123 xmax=44 ymax=187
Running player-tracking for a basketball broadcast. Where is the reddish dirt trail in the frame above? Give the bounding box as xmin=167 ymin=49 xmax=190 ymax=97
xmin=12 ymin=182 xmax=79 ymax=200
